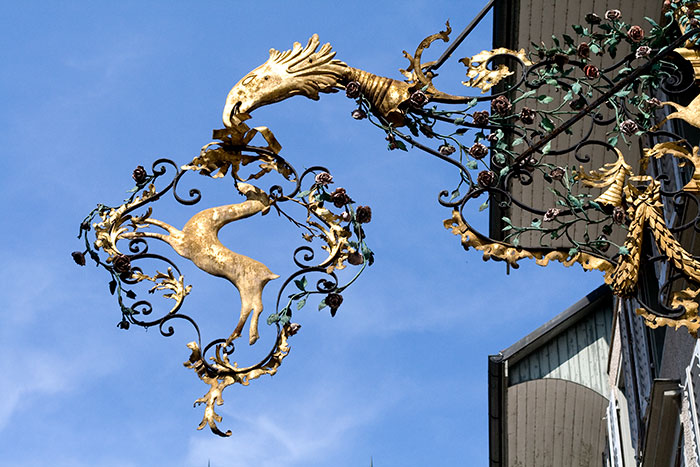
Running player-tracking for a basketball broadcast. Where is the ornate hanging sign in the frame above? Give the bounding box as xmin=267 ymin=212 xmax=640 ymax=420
xmin=74 ymin=108 xmax=373 ymax=436
xmin=75 ymin=0 xmax=700 ymax=436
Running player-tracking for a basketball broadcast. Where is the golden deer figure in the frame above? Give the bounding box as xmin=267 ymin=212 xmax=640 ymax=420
xmin=126 ymin=183 xmax=279 ymax=345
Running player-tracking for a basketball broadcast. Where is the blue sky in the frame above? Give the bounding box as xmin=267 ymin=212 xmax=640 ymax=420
xmin=0 ymin=2 xmax=604 ymax=466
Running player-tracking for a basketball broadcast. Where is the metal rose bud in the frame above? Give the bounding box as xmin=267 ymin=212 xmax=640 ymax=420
xmin=577 ymin=42 xmax=590 ymax=59
xmin=351 ymin=109 xmax=366 ymax=120
xmin=330 ymin=187 xmax=353 ymax=208
xmin=356 ymin=205 xmax=372 ymax=224
xmin=487 ymin=132 xmax=500 ymax=143
xmin=132 ymin=165 xmax=147 ymax=184
xmin=340 ymin=211 xmax=352 ymax=223
xmin=314 ymin=171 xmax=334 ymax=186
xmin=583 ymin=64 xmax=599 ymax=79
xmin=112 ymin=254 xmax=132 ymax=275
xmin=550 ymin=167 xmax=566 ymax=181
xmin=477 ymin=170 xmax=497 ymax=187
xmin=628 ymin=25 xmax=644 ymax=42
xmin=71 ymin=251 xmax=86 ymax=266
xmin=346 ymin=81 xmax=361 ymax=99
xmin=386 ymin=133 xmax=398 ymax=150
xmin=635 ymin=45 xmax=651 ymax=58
xmin=439 ymin=144 xmax=456 ymax=155
xmin=519 ymin=107 xmax=536 ymax=125
xmin=491 ymin=95 xmax=513 ymax=116
xmin=613 ymin=206 xmax=626 ymax=224
xmin=409 ymin=90 xmax=429 ymax=109
xmin=347 ymin=251 xmax=364 ymax=265
xmin=472 ymin=110 xmax=490 ymax=126
xmin=585 ymin=13 xmax=602 ymax=24
xmin=620 ymin=119 xmax=639 ymax=135
xmin=287 ymin=323 xmax=302 ymax=336
xmin=325 ymin=293 xmax=343 ymax=317
xmin=605 ymin=9 xmax=622 ymax=21
xmin=469 ymin=143 xmax=489 ymax=160
xmin=543 ymin=207 xmax=561 ymax=222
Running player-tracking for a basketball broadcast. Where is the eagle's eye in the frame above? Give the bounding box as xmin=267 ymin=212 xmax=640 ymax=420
xmin=242 ymin=74 xmax=256 ymax=86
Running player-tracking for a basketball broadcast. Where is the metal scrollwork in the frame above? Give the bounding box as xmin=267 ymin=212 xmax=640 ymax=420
xmin=212 ymin=2 xmax=700 ymax=333
xmin=74 ymin=116 xmax=373 ymax=436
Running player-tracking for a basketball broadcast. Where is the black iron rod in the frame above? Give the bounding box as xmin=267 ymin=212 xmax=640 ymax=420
xmin=427 ymin=0 xmax=498 ymax=72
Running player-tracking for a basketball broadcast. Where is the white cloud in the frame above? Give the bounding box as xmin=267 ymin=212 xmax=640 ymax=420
xmin=185 ymin=382 xmax=391 ymax=467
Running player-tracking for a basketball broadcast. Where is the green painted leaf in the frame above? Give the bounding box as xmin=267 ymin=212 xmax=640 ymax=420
xmin=296 ymin=190 xmax=311 ymax=199
xmin=512 ymin=237 xmax=520 ymax=247
xmin=511 ymin=137 xmax=524 ymax=147
xmin=466 ymin=160 xmax=478 ymax=169
xmin=540 ymin=116 xmax=555 ymax=132
xmin=450 ymin=189 xmax=460 ymax=201
xmin=571 ymin=81 xmax=582 ymax=95
xmin=294 ymin=276 xmax=307 ymax=291
xmin=537 ymin=95 xmax=554 ymax=104
xmin=318 ymin=298 xmax=327 ymax=310
xmin=542 ymin=141 xmax=552 ymax=154
xmin=572 ymin=24 xmax=584 ymax=34
xmin=296 ymin=298 xmax=307 ymax=310
xmin=619 ymin=246 xmax=630 ymax=255
xmin=589 ymin=43 xmax=601 ymax=55
xmin=568 ymin=247 xmax=579 ymax=256
xmin=500 ymin=166 xmax=510 ymax=176
xmin=479 ymin=201 xmax=489 ymax=211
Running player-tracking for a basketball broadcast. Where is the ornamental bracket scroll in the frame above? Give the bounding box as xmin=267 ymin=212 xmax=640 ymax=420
xmin=217 ymin=5 xmax=700 ymax=333
xmin=76 ymin=1 xmax=700 ymax=437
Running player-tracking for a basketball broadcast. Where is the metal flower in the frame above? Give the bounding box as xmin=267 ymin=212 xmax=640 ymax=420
xmin=356 ymin=205 xmax=372 ymax=224
xmin=439 ymin=144 xmax=456 ymax=155
xmin=326 ymin=293 xmax=343 ymax=317
xmin=550 ymin=167 xmax=566 ymax=181
xmin=519 ymin=107 xmax=536 ymax=125
xmin=491 ymin=95 xmax=513 ymax=116
xmin=132 ymin=165 xmax=147 ymax=184
xmin=71 ymin=251 xmax=86 ymax=266
xmin=635 ymin=45 xmax=651 ymax=58
xmin=585 ymin=13 xmax=602 ymax=24
xmin=577 ymin=42 xmax=590 ymax=59
xmin=409 ymin=90 xmax=429 ymax=109
xmin=351 ymin=109 xmax=367 ymax=120
xmin=345 ymin=81 xmax=361 ymax=99
xmin=605 ymin=9 xmax=622 ymax=21
xmin=347 ymin=251 xmax=364 ymax=265
xmin=583 ymin=64 xmax=599 ymax=79
xmin=628 ymin=25 xmax=645 ymax=42
xmin=469 ymin=143 xmax=489 ymax=160
xmin=314 ymin=172 xmax=334 ymax=186
xmin=330 ymin=187 xmax=353 ymax=208
xmin=477 ymin=170 xmax=497 ymax=187
xmin=112 ymin=254 xmax=132 ymax=275
xmin=543 ymin=207 xmax=561 ymax=222
xmin=613 ymin=206 xmax=627 ymax=224
xmin=472 ymin=110 xmax=490 ymax=126
xmin=620 ymin=119 xmax=639 ymax=135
